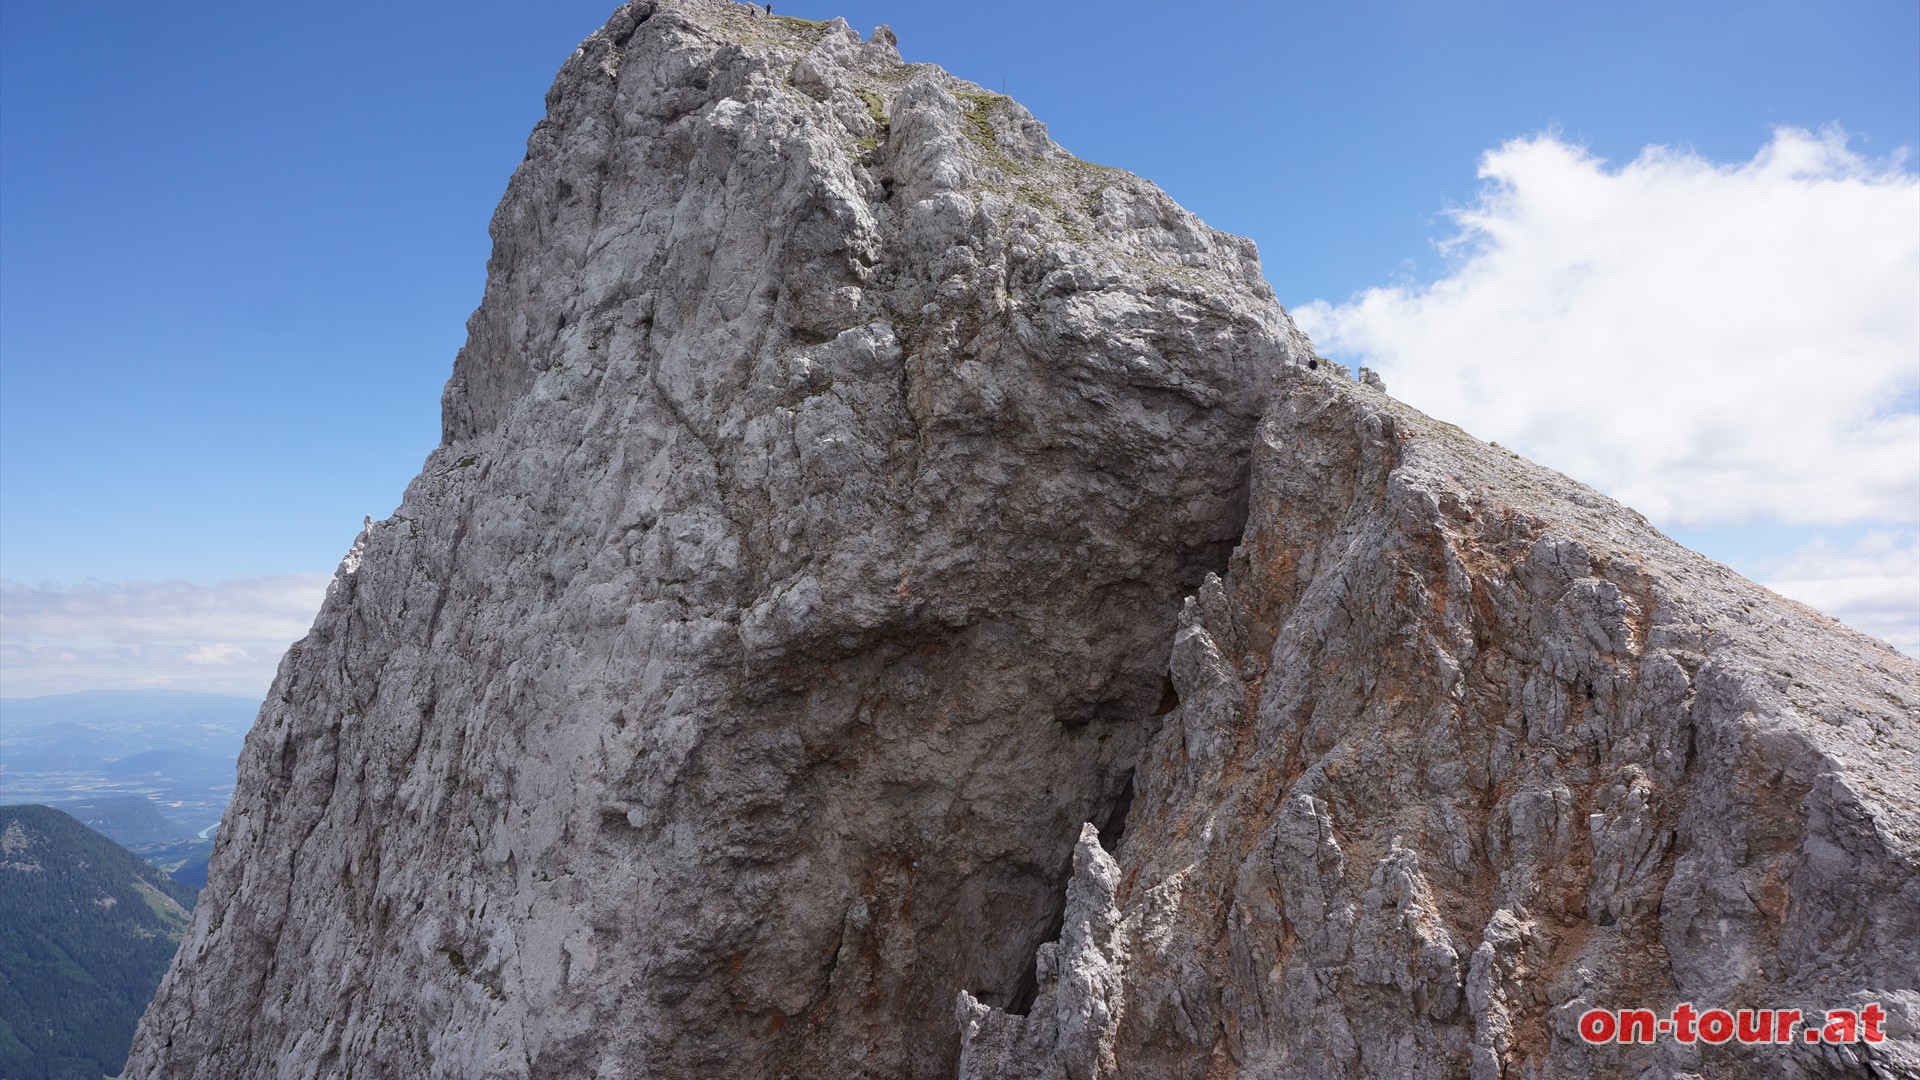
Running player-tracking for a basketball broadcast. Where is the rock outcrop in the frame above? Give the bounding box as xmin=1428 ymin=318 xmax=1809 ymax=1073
xmin=127 ymin=3 xmax=1300 ymax=1077
xmin=956 ymin=367 xmax=1920 ymax=1080
xmin=128 ymin=2 xmax=1920 ymax=1079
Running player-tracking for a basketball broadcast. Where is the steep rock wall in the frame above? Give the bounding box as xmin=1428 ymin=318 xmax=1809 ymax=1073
xmin=126 ymin=3 xmax=1306 ymax=1078
xmin=127 ymin=4 xmax=1920 ymax=1079
xmin=958 ymin=366 xmax=1920 ymax=1080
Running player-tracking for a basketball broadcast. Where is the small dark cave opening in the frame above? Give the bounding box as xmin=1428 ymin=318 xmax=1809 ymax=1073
xmin=1095 ymin=769 xmax=1136 ymax=854
xmin=1006 ymin=768 xmax=1137 ymax=1016
xmin=1006 ymin=918 xmax=1058 ymax=1016
xmin=1152 ymin=675 xmax=1180 ymax=717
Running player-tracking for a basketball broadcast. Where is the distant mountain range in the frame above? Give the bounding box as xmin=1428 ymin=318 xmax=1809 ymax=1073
xmin=0 ymin=804 xmax=200 ymax=1080
xmin=0 ymin=690 xmax=258 ymax=888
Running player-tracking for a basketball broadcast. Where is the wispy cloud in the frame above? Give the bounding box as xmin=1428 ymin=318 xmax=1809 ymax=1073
xmin=1756 ymin=531 xmax=1920 ymax=655
xmin=1296 ymin=127 xmax=1919 ymax=528
xmin=0 ymin=576 xmax=328 ymax=696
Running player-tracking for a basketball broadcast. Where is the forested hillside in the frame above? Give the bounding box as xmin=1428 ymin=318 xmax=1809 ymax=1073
xmin=0 ymin=805 xmax=197 ymax=1080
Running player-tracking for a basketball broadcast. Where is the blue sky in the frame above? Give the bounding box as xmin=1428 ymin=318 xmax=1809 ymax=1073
xmin=2 ymin=0 xmax=1916 ymax=693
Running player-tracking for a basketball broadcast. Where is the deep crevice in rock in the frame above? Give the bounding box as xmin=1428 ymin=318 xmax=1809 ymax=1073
xmin=1095 ymin=768 xmax=1136 ymax=854
xmin=1005 ymin=758 xmax=1140 ymax=1018
xmin=1005 ymin=900 xmax=1061 ymax=1018
xmin=1151 ymin=675 xmax=1179 ymax=717
xmin=607 ymin=4 xmax=654 ymax=49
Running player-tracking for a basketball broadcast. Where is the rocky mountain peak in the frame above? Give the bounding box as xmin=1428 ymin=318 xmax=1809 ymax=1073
xmin=441 ymin=0 xmax=1291 ymax=448
xmin=127 ymin=3 xmax=1917 ymax=1078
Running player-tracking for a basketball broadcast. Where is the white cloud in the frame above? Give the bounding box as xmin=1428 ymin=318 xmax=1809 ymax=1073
xmin=0 ymin=575 xmax=328 ymax=697
xmin=1756 ymin=531 xmax=1920 ymax=655
xmin=1295 ymin=126 xmax=1920 ymax=529
xmin=0 ymin=575 xmax=328 ymax=644
xmin=183 ymin=642 xmax=254 ymax=667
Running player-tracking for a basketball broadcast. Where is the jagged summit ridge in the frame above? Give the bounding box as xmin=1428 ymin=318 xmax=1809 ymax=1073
xmin=956 ymin=365 xmax=1920 ymax=1080
xmin=441 ymin=1 xmax=1287 ymax=447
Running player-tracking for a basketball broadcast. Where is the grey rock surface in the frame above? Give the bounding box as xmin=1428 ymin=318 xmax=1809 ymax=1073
xmin=957 ymin=365 xmax=1920 ymax=1079
xmin=127 ymin=2 xmax=1920 ymax=1079
xmin=125 ymin=2 xmax=1301 ymax=1077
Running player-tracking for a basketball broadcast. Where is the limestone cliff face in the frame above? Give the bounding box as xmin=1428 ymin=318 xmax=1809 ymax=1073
xmin=956 ymin=368 xmax=1920 ymax=1080
xmin=127 ymin=3 xmax=1920 ymax=1079
xmin=126 ymin=3 xmax=1298 ymax=1078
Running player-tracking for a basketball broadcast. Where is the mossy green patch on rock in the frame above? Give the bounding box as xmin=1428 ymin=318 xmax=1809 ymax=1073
xmin=954 ymin=91 xmax=1013 ymax=152
xmin=719 ymin=8 xmax=832 ymax=50
xmin=857 ymin=87 xmax=888 ymax=127
xmin=852 ymin=86 xmax=889 ymax=155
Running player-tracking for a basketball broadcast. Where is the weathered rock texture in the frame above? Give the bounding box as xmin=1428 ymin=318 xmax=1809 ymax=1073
xmin=956 ymin=367 xmax=1920 ymax=1080
xmin=127 ymin=2 xmax=1298 ymax=1077
xmin=128 ymin=2 xmax=1920 ymax=1079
